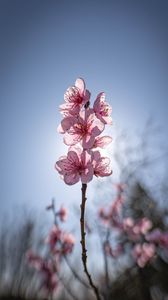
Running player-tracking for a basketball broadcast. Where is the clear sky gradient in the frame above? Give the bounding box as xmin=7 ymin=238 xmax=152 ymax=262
xmin=0 ymin=0 xmax=168 ymax=215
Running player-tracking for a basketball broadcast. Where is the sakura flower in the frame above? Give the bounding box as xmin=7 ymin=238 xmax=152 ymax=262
xmin=26 ymin=251 xmax=59 ymax=293
xmin=57 ymin=206 xmax=68 ymax=222
xmin=159 ymin=232 xmax=168 ymax=248
xmin=125 ymin=218 xmax=152 ymax=240
xmin=93 ymin=92 xmax=112 ymax=125
xmin=40 ymin=260 xmax=59 ymax=294
xmin=46 ymin=225 xmax=62 ymax=251
xmin=61 ymin=233 xmax=75 ymax=255
xmin=55 ymin=148 xmax=94 ymax=185
xmin=63 ymin=109 xmax=104 ymax=149
xmin=60 ymin=78 xmax=90 ymax=117
xmin=92 ymin=150 xmax=112 ymax=177
xmin=132 ymin=243 xmax=156 ymax=268
xmin=146 ymin=229 xmax=162 ymax=243
xmin=92 ymin=135 xmax=112 ymax=149
xmin=123 ymin=217 xmax=134 ymax=231
xmin=139 ymin=218 xmax=152 ymax=235
xmin=147 ymin=230 xmax=168 ymax=249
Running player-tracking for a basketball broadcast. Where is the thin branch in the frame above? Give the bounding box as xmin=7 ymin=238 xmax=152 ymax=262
xmin=50 ymin=199 xmax=90 ymax=290
xmin=80 ymin=183 xmax=101 ymax=300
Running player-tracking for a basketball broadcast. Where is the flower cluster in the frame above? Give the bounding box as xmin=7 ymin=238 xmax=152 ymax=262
xmin=26 ymin=204 xmax=75 ymax=296
xmin=55 ymin=78 xmax=112 ymax=185
xmin=98 ymin=184 xmax=168 ymax=268
xmin=26 ymin=250 xmax=58 ymax=294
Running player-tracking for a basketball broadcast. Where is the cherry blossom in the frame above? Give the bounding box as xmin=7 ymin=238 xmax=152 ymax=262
xmin=92 ymin=150 xmax=112 ymax=177
xmin=146 ymin=229 xmax=168 ymax=249
xmin=61 ymin=233 xmax=75 ymax=255
xmin=93 ymin=92 xmax=112 ymax=125
xmin=46 ymin=225 xmax=62 ymax=251
xmin=60 ymin=78 xmax=90 ymax=117
xmin=56 ymin=78 xmax=113 ymax=186
xmin=26 ymin=251 xmax=59 ymax=294
xmin=57 ymin=206 xmax=68 ymax=222
xmin=55 ymin=148 xmax=94 ymax=185
xmin=132 ymin=243 xmax=156 ymax=268
xmin=63 ymin=109 xmax=104 ymax=149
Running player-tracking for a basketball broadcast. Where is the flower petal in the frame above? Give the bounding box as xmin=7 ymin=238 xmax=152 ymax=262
xmin=64 ymin=132 xmax=82 ymax=146
xmin=75 ymin=78 xmax=85 ymax=94
xmin=81 ymin=165 xmax=94 ymax=183
xmin=82 ymin=134 xmax=95 ymax=149
xmin=64 ymin=172 xmax=80 ymax=185
xmin=93 ymin=136 xmax=112 ymax=148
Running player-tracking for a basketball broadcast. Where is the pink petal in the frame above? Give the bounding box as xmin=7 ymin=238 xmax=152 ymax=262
xmin=82 ymin=134 xmax=95 ymax=149
xmin=81 ymin=165 xmax=94 ymax=183
xmin=91 ymin=116 xmax=105 ymax=135
xmin=93 ymin=136 xmax=112 ymax=148
xmin=75 ymin=78 xmax=85 ymax=94
xmin=57 ymin=123 xmax=65 ymax=134
xmin=59 ymin=116 xmax=76 ymax=133
xmin=81 ymin=150 xmax=92 ymax=166
xmin=67 ymin=150 xmax=79 ymax=164
xmin=102 ymin=115 xmax=113 ymax=125
xmin=64 ymin=172 xmax=80 ymax=185
xmin=93 ymin=92 xmax=105 ymax=111
xmin=64 ymin=132 xmax=82 ymax=146
xmin=68 ymin=145 xmax=83 ymax=158
xmin=93 ymin=150 xmax=101 ymax=161
xmin=55 ymin=158 xmax=68 ymax=175
xmin=94 ymin=156 xmax=112 ymax=177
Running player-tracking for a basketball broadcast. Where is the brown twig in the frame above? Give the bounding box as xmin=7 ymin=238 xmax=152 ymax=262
xmin=80 ymin=183 xmax=101 ymax=300
xmin=50 ymin=199 xmax=90 ymax=290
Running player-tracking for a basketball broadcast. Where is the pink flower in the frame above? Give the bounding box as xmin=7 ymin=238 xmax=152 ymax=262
xmin=92 ymin=150 xmax=112 ymax=177
xmin=159 ymin=233 xmax=168 ymax=248
xmin=123 ymin=217 xmax=134 ymax=230
xmin=147 ymin=230 xmax=168 ymax=249
xmin=93 ymin=92 xmax=112 ymax=125
xmin=26 ymin=251 xmax=59 ymax=293
xmin=146 ymin=229 xmax=162 ymax=243
xmin=58 ymin=206 xmax=68 ymax=222
xmin=46 ymin=225 xmax=62 ymax=251
xmin=61 ymin=233 xmax=75 ymax=255
xmin=40 ymin=260 xmax=58 ymax=293
xmin=132 ymin=243 xmax=156 ymax=268
xmin=92 ymin=135 xmax=112 ymax=149
xmin=55 ymin=148 xmax=94 ymax=185
xmin=63 ymin=109 xmax=104 ymax=149
xmin=60 ymin=78 xmax=90 ymax=117
xmin=139 ymin=218 xmax=152 ymax=235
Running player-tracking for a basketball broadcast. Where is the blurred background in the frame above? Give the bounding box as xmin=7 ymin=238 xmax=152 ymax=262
xmin=0 ymin=0 xmax=168 ymax=299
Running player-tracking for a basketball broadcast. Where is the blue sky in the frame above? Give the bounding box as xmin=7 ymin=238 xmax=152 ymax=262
xmin=0 ymin=0 xmax=168 ymax=216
